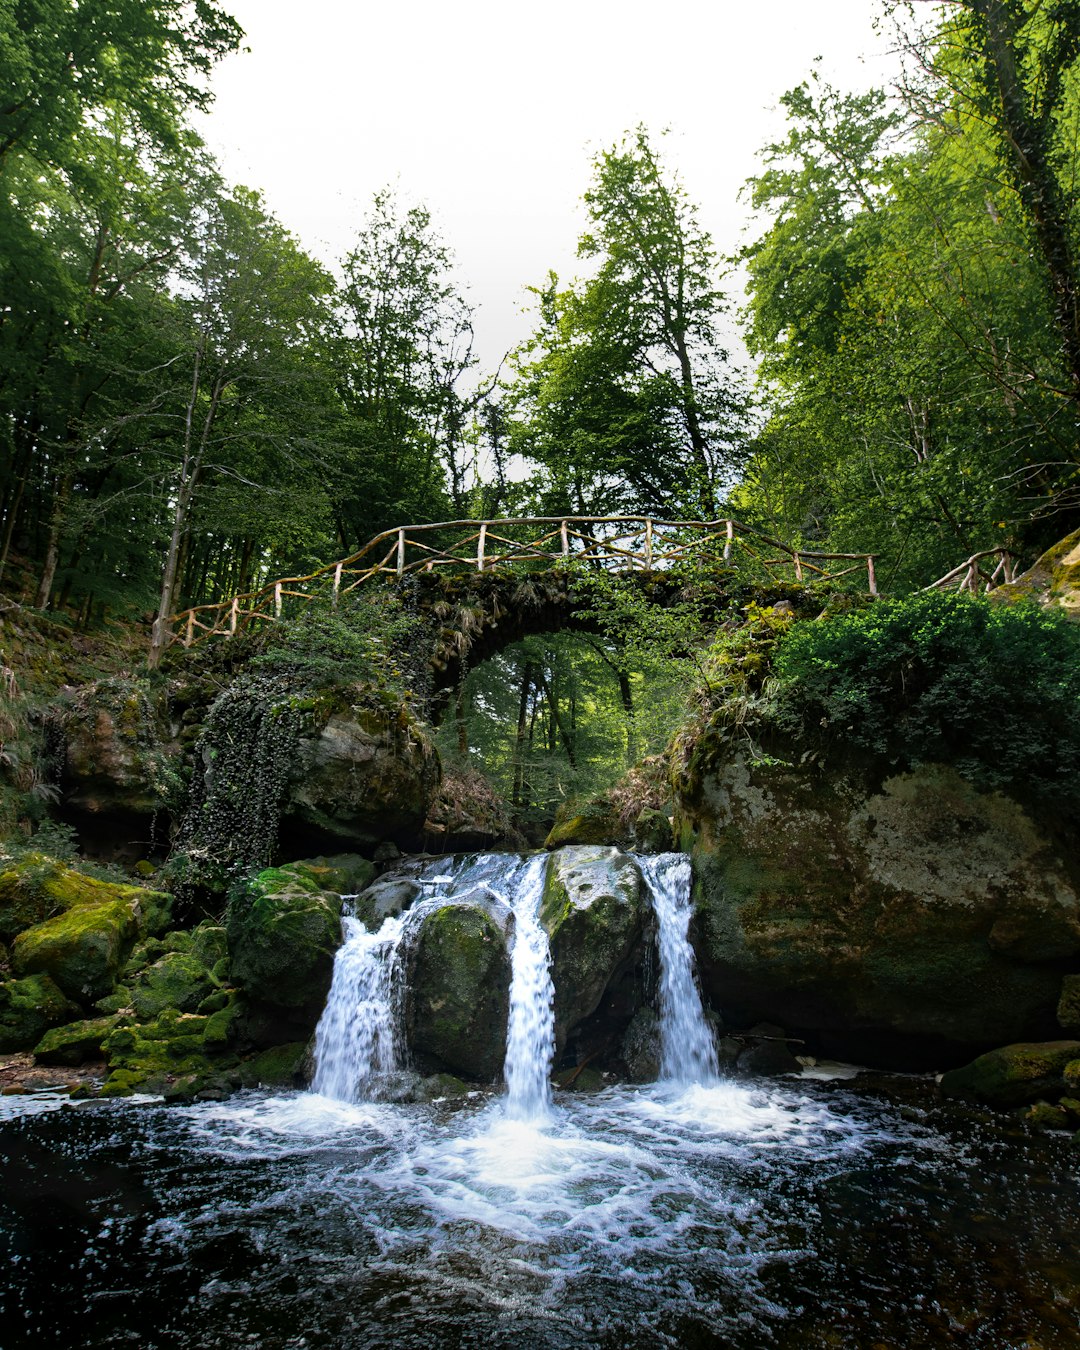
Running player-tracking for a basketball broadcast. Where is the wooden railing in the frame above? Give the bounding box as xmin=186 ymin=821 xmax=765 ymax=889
xmin=160 ymin=516 xmax=880 ymax=655
xmin=923 ymin=548 xmax=1016 ymax=594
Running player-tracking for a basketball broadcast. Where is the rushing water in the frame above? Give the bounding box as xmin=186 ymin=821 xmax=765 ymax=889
xmin=639 ymin=852 xmax=719 ymax=1085
xmin=503 ymin=853 xmax=555 ymax=1121
xmin=4 ymin=851 xmax=1080 ymax=1346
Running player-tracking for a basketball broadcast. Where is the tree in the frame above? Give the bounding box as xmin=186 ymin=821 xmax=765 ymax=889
xmin=148 ymin=187 xmax=336 ymax=664
xmin=0 ymin=0 xmax=242 ymax=172
xmin=507 ymin=129 xmax=749 ymax=519
xmin=331 ymin=192 xmax=476 ymax=546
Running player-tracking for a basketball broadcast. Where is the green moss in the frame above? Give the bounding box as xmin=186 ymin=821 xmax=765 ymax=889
xmin=236 ymin=1041 xmax=307 ymax=1087
xmin=227 ymin=868 xmax=343 ymax=1010
xmin=13 ymin=899 xmax=141 ymax=1002
xmin=939 ymin=1042 xmax=1080 ymax=1107
xmin=33 ymin=1014 xmax=121 ymax=1065
xmin=129 ymin=950 xmax=215 ymax=1019
xmin=0 ymin=974 xmax=81 ymax=1052
xmin=203 ymin=996 xmax=242 ymax=1049
xmin=286 ymin=855 xmax=377 ymax=897
xmin=0 ymin=853 xmax=172 ymax=944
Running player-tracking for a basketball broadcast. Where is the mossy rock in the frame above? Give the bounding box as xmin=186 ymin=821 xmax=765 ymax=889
xmin=939 ymin=1041 xmax=1080 ymax=1107
xmin=407 ymin=902 xmax=511 ymax=1080
xmin=285 ymin=855 xmax=377 ymax=897
xmin=33 ymin=1014 xmax=121 ymax=1065
xmin=682 ymin=750 xmax=1080 ymax=1058
xmin=545 ymin=798 xmax=620 ymax=849
xmin=0 ymin=853 xmax=171 ymax=944
xmin=992 ymin=526 xmax=1080 ymax=618
xmin=130 ymin=950 xmax=216 ymax=1020
xmin=227 ymin=865 xmax=345 ymax=1012
xmin=236 ymin=1041 xmax=307 ymax=1088
xmin=1059 ymin=975 xmax=1080 ymax=1035
xmin=1024 ymin=1100 xmax=1071 ymax=1131
xmin=541 ymin=846 xmax=646 ymax=1051
xmin=0 ymin=974 xmax=81 ymax=1052
xmin=14 ymin=900 xmax=142 ymax=1003
xmin=101 ymin=1008 xmax=221 ymax=1092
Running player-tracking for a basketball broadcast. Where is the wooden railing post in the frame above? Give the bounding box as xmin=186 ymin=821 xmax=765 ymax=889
xmin=644 ymin=518 xmax=653 ymax=570
xmin=331 ymin=563 xmax=342 ymax=609
xmin=867 ymin=556 xmax=878 ymax=596
xmin=724 ymin=520 xmax=734 ymax=562
xmin=793 ymin=553 xmax=803 ymax=582
xmin=274 ymin=582 xmax=282 ymax=618
xmin=560 ymin=520 xmax=569 ymax=557
xmin=185 ymin=611 xmax=195 ymax=647
xmin=396 ymin=529 xmax=406 ymax=578
xmin=477 ymin=522 xmax=487 ymax=571
xmin=229 ymin=597 xmax=238 ymax=635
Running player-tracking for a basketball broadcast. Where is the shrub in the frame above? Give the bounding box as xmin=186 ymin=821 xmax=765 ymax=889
xmin=768 ymin=592 xmax=1080 ymax=800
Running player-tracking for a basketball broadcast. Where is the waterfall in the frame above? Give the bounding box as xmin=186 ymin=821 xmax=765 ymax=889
xmin=503 ymin=854 xmax=556 ymax=1121
xmin=639 ymin=853 xmax=718 ymax=1086
xmin=311 ymin=908 xmax=413 ymax=1102
xmin=312 ymin=854 xmax=556 ymax=1109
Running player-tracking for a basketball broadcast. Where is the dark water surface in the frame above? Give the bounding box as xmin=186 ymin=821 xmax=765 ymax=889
xmin=1 ymin=1077 xmax=1078 ymax=1349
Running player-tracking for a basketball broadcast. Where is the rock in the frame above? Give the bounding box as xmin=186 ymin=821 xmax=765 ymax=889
xmin=33 ymin=1015 xmax=120 ymax=1065
xmin=992 ymin=526 xmax=1080 ymax=618
xmin=57 ymin=679 xmax=177 ymax=825
xmin=0 ymin=854 xmax=171 ymax=945
xmin=280 ymin=708 xmax=439 ymax=852
xmin=1024 ymin=1100 xmax=1071 ymax=1131
xmin=236 ymin=1041 xmax=307 ymax=1088
xmin=939 ymin=1041 xmax=1080 ymax=1107
xmin=284 ymin=854 xmax=377 ymax=897
xmin=129 ymin=950 xmax=217 ymax=1019
xmin=736 ymin=1025 xmax=801 ymax=1078
xmin=227 ymin=864 xmax=345 ymax=1014
xmin=621 ymin=1007 xmax=661 ymax=1082
xmin=681 ymin=750 xmax=1080 ymax=1062
xmin=100 ymin=1008 xmax=215 ymax=1093
xmin=540 ymin=846 xmax=647 ymax=1052
xmin=407 ymin=901 xmax=511 ymax=1080
xmin=0 ymin=974 xmax=81 ymax=1052
xmin=410 ymin=1072 xmax=472 ymax=1103
xmin=13 ymin=866 xmax=173 ymax=1003
xmin=545 ymin=798 xmax=621 ymax=849
xmin=632 ymin=808 xmax=673 ymax=854
xmin=1059 ymin=976 xmax=1080 ymax=1035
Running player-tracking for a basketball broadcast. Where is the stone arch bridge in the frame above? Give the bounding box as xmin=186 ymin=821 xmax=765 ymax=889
xmin=154 ymin=516 xmax=1016 ymax=692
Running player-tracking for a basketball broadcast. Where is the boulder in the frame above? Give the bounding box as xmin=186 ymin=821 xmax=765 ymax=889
xmin=280 ymin=708 xmax=439 ymax=852
xmin=939 ymin=1041 xmax=1080 ymax=1107
xmin=992 ymin=526 xmax=1080 ymax=618
xmin=129 ymin=949 xmax=217 ymax=1020
xmin=540 ymin=846 xmax=647 ymax=1051
xmin=33 ymin=1014 xmax=120 ymax=1065
xmin=0 ymin=853 xmax=170 ymax=944
xmin=680 ymin=749 xmax=1080 ymax=1063
xmin=407 ymin=900 xmax=511 ymax=1080
xmin=621 ymin=1007 xmax=661 ymax=1082
xmin=226 ymin=864 xmax=344 ymax=1014
xmin=58 ymin=679 xmax=176 ymax=823
xmin=1059 ymin=975 xmax=1080 ymax=1035
xmin=0 ymin=974 xmax=81 ymax=1052
xmin=11 ymin=865 xmax=173 ymax=1004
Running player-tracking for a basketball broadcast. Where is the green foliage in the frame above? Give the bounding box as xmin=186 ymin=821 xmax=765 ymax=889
xmin=506 ymin=128 xmax=749 ymax=518
xmin=768 ymin=592 xmax=1080 ymax=799
xmin=738 ymin=32 xmax=1080 ymax=586
xmin=169 ymin=676 xmax=304 ymax=893
xmin=250 ymin=591 xmax=431 ymax=707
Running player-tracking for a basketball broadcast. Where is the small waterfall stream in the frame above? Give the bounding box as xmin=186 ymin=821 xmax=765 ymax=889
xmin=639 ymin=852 xmax=719 ymax=1085
xmin=503 ymin=854 xmax=555 ymax=1121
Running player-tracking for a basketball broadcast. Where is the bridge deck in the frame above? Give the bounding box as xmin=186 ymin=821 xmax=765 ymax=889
xmin=154 ymin=516 xmax=1015 ymax=660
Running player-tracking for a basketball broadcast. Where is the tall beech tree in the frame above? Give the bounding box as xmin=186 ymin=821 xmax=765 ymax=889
xmin=508 ymin=130 xmax=749 ymax=519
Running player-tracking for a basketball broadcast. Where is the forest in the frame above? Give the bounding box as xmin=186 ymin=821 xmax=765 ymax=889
xmin=4 ymin=0 xmax=1080 ymax=829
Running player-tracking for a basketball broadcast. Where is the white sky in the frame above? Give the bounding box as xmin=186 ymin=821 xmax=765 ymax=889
xmin=197 ymin=0 xmax=907 ymax=370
